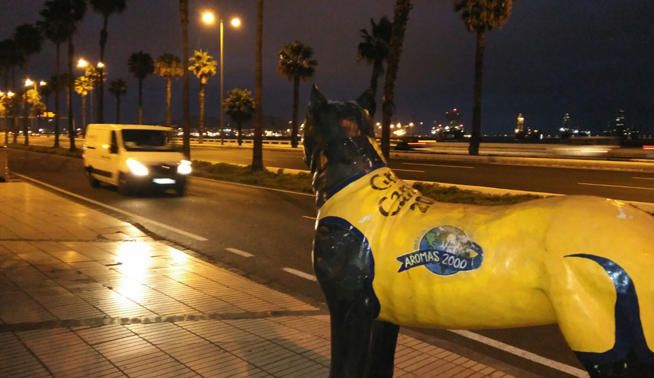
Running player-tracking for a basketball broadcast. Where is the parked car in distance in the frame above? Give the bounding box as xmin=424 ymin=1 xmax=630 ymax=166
xmin=83 ymin=124 xmax=191 ymax=196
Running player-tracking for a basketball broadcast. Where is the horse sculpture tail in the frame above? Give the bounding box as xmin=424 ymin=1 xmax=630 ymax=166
xmin=566 ymin=254 xmax=654 ymax=377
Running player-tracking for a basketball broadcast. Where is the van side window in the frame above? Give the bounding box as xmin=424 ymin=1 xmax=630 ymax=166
xmin=110 ymin=131 xmax=118 ymax=154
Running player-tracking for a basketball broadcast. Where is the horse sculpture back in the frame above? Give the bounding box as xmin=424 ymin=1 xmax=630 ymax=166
xmin=304 ymin=85 xmax=654 ymax=378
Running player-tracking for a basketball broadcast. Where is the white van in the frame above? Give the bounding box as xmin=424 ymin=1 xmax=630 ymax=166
xmin=83 ymin=124 xmax=191 ymax=196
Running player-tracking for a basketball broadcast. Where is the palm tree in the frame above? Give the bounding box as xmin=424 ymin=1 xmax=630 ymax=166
xmin=39 ymin=0 xmax=72 ymax=148
xmin=128 ymin=51 xmax=154 ymax=124
xmin=74 ymin=75 xmax=93 ymax=134
xmin=24 ymin=88 xmax=45 ymax=136
xmin=14 ymin=24 xmax=43 ymax=74
xmin=108 ymin=78 xmax=126 ymax=122
xmin=277 ymin=41 xmax=317 ymax=148
xmin=83 ymin=64 xmax=102 ymax=123
xmin=357 ymin=16 xmax=392 ymax=115
xmin=179 ymin=0 xmax=191 ymax=158
xmin=224 ymin=88 xmax=255 ymax=146
xmin=252 ymin=0 xmax=264 ymax=171
xmin=188 ymin=50 xmax=217 ymax=143
xmin=40 ymin=83 xmax=52 ymax=110
xmin=0 ymin=39 xmax=22 ymax=143
xmin=455 ymin=0 xmax=513 ymax=155
xmin=154 ymin=53 xmax=183 ymax=126
xmin=90 ymin=0 xmax=126 ymax=123
xmin=14 ymin=24 xmax=43 ymax=145
xmin=381 ymin=0 xmax=413 ymax=160
xmin=41 ymin=0 xmax=86 ymax=151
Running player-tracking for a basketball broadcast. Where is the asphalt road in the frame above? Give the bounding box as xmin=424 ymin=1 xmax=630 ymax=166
xmin=191 ymin=146 xmax=654 ymax=203
xmin=7 ymin=149 xmax=610 ymax=377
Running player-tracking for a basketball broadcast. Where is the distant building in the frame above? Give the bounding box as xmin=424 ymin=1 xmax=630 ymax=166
xmin=559 ymin=113 xmax=591 ymax=139
xmin=605 ymin=109 xmax=639 ymax=140
xmin=431 ymin=108 xmax=464 ymax=140
xmin=514 ymin=113 xmax=542 ymax=140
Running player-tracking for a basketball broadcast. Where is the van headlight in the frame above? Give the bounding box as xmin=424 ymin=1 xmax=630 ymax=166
xmin=177 ymin=160 xmax=192 ymax=175
xmin=126 ymin=158 xmax=149 ymax=176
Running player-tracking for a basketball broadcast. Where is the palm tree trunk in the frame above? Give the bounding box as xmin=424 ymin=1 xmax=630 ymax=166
xmin=166 ymin=78 xmax=172 ymax=126
xmin=237 ymin=121 xmax=242 ymax=146
xmin=291 ymin=75 xmax=300 ymax=148
xmin=381 ymin=0 xmax=413 ymax=160
xmin=22 ymin=97 xmax=29 ymax=145
xmin=369 ymin=60 xmax=383 ymax=117
xmin=252 ymin=0 xmax=264 ymax=171
xmin=198 ymin=83 xmax=205 ymax=144
xmin=67 ymin=38 xmax=76 ymax=151
xmin=81 ymin=95 xmax=87 ymax=135
xmin=180 ymin=0 xmax=191 ymax=158
xmin=11 ymin=66 xmax=17 ymax=144
xmin=54 ymin=43 xmax=61 ymax=148
xmin=97 ymin=15 xmax=108 ymax=123
xmin=89 ymin=87 xmax=94 ymax=124
xmin=469 ymin=31 xmax=485 ymax=156
xmin=137 ymin=78 xmax=143 ymax=123
xmin=116 ymin=94 xmax=121 ymax=122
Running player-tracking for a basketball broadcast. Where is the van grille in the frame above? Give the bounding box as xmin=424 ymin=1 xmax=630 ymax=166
xmin=149 ymin=164 xmax=176 ymax=177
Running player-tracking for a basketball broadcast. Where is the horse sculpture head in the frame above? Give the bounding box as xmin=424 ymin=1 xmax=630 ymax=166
xmin=303 ymin=85 xmax=385 ymax=204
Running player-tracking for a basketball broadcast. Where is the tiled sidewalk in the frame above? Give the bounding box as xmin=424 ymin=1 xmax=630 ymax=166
xmin=0 ymin=182 xmax=516 ymax=377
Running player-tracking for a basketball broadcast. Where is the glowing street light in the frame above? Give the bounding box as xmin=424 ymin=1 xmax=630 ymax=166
xmin=201 ymin=9 xmax=242 ymax=144
xmin=77 ymin=58 xmax=89 ymax=69
xmin=201 ymin=10 xmax=216 ymax=26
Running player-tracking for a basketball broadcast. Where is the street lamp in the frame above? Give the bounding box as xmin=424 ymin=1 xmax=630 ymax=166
xmin=201 ymin=9 xmax=242 ymax=144
xmin=76 ymin=58 xmax=105 ymax=126
xmin=77 ymin=58 xmax=89 ymax=69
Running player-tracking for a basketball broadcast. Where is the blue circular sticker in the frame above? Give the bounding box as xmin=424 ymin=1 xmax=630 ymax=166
xmin=397 ymin=226 xmax=483 ymax=276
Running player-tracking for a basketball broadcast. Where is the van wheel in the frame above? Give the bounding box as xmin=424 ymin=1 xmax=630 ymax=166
xmin=117 ymin=173 xmax=132 ymax=196
xmin=175 ymin=183 xmax=186 ymax=196
xmin=87 ymin=169 xmax=100 ymax=188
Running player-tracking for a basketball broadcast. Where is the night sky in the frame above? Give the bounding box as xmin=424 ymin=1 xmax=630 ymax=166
xmin=1 ymin=0 xmax=653 ymax=135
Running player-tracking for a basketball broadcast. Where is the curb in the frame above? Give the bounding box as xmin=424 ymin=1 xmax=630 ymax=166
xmin=390 ymin=151 xmax=654 ymax=173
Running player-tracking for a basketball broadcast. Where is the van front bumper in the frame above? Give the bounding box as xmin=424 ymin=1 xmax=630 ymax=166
xmin=125 ymin=173 xmax=187 ymax=189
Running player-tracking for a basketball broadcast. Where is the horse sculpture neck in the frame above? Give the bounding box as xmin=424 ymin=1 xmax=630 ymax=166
xmin=312 ymin=135 xmax=386 ymax=207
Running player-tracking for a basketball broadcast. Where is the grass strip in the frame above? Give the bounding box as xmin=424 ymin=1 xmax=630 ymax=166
xmin=7 ymin=142 xmax=83 ymax=158
xmin=193 ymin=161 xmax=542 ymax=205
xmin=6 ymin=144 xmax=542 ymax=205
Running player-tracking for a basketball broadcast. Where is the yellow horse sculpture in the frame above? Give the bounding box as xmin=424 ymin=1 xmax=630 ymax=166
xmin=304 ymin=85 xmax=654 ymax=377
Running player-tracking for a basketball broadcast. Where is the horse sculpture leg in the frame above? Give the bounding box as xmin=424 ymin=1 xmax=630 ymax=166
xmin=314 ymin=217 xmax=386 ymax=377
xmin=553 ymin=254 xmax=654 ymax=377
xmin=366 ymin=320 xmax=400 ymax=377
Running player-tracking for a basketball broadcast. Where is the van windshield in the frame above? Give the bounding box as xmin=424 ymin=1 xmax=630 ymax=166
xmin=121 ymin=130 xmax=179 ymax=152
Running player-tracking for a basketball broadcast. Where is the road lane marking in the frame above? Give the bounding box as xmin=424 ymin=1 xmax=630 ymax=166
xmin=401 ymin=162 xmax=475 ymax=169
xmin=14 ymin=173 xmax=209 ymax=242
xmin=225 ymin=248 xmax=254 ymax=258
xmin=392 ymin=168 xmax=425 ymax=173
xmin=578 ymin=182 xmax=654 ymax=191
xmin=447 ymin=330 xmax=588 ymax=377
xmin=282 ymin=267 xmax=317 ymax=282
xmin=302 ymin=216 xmax=316 ymax=220
xmin=633 ymin=177 xmax=654 ymax=181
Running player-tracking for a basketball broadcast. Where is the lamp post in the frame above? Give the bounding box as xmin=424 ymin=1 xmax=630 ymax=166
xmin=201 ymin=10 xmax=241 ymax=145
xmin=77 ymin=58 xmax=104 ymax=127
xmin=22 ymin=78 xmax=47 ymax=145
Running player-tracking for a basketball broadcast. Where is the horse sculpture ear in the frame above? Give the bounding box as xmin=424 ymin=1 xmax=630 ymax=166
xmin=309 ymin=84 xmax=328 ymax=113
xmin=356 ymin=89 xmax=376 ymax=116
